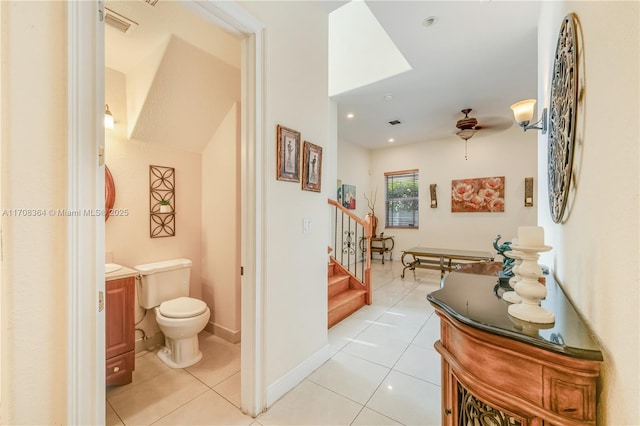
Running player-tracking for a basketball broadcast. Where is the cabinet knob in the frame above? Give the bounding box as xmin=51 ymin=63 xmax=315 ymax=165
xmin=444 ymin=408 xmax=452 ymax=415
xmin=113 ymin=366 xmax=120 ymax=373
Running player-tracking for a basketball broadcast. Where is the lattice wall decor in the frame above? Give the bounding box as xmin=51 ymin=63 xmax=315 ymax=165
xmin=149 ymin=165 xmax=175 ymax=238
xmin=548 ymin=13 xmax=579 ymax=223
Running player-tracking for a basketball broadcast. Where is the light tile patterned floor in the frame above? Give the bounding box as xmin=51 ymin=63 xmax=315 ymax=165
xmin=107 ymin=260 xmax=443 ymax=425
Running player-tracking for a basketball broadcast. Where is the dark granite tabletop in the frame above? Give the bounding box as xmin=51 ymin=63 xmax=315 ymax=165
xmin=427 ymin=271 xmax=603 ymax=361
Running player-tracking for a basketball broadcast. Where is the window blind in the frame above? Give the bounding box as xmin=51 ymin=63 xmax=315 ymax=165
xmin=385 ymin=170 xmax=419 ymax=228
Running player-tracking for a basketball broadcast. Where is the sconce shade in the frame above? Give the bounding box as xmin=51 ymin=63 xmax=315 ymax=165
xmin=510 ymin=99 xmax=536 ymax=125
xmin=104 ymin=104 xmax=115 ymax=129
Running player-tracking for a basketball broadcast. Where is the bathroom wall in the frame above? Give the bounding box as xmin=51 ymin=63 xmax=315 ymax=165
xmin=201 ymin=102 xmax=241 ymax=342
xmin=105 ymin=67 xmax=204 ymax=341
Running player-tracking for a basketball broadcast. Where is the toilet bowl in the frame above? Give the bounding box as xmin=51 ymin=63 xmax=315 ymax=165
xmin=155 ymin=297 xmax=210 ymax=368
xmin=134 ymin=259 xmax=211 ymax=369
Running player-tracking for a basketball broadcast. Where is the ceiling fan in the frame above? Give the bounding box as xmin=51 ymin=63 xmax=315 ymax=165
xmin=454 ymin=108 xmax=512 ymax=160
xmin=455 ymin=108 xmax=479 ymax=160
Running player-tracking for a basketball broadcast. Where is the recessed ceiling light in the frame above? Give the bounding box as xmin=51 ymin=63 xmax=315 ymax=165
xmin=388 ymin=138 xmax=395 ymax=143
xmin=384 ymin=94 xmax=393 ymax=101
xmin=346 ymin=113 xmax=354 ymax=119
xmin=423 ymin=16 xmax=438 ymax=27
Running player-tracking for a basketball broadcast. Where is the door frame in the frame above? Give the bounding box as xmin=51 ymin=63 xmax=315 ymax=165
xmin=66 ymin=1 xmax=266 ymax=423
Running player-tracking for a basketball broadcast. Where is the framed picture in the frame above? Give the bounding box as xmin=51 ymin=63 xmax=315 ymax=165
xmin=451 ymin=176 xmax=505 ymax=213
xmin=302 ymin=141 xmax=322 ymax=192
xmin=342 ymin=184 xmax=356 ymax=209
xmin=276 ymin=124 xmax=300 ymax=182
xmin=337 ymin=179 xmax=343 ymax=205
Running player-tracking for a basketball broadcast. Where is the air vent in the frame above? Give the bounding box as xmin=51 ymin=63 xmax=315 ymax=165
xmin=388 ymin=120 xmax=401 ymax=126
xmin=105 ymin=8 xmax=139 ymax=35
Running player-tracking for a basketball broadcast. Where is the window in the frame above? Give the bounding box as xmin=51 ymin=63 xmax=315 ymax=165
xmin=385 ymin=169 xmax=419 ymax=228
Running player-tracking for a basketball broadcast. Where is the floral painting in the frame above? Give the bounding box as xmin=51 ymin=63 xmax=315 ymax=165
xmin=451 ymin=176 xmax=505 ymax=212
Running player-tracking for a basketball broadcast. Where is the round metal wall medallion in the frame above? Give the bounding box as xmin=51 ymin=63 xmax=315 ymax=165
xmin=548 ymin=14 xmax=579 ymax=224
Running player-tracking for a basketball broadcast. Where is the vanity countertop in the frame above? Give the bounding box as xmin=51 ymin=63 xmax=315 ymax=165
xmin=105 ymin=265 xmax=138 ymax=281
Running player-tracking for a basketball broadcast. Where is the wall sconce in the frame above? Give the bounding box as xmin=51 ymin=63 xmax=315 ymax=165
xmin=510 ymin=99 xmax=547 ymax=134
xmin=524 ymin=177 xmax=534 ymax=207
xmin=430 ymin=184 xmax=437 ymax=208
xmin=104 ymin=104 xmax=115 ymax=129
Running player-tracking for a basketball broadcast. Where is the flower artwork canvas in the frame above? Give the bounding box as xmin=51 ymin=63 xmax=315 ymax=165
xmin=451 ymin=176 xmax=505 ymax=212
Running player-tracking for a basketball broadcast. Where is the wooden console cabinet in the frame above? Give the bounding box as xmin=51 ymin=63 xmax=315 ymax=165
xmin=106 ymin=276 xmax=135 ymax=386
xmin=428 ymin=272 xmax=602 ymax=425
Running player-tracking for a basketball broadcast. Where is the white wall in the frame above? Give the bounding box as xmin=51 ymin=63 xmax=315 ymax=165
xmin=537 ymin=3 xmax=639 ymax=424
xmin=201 ymin=103 xmax=241 ymax=342
xmin=0 ymin=2 xmax=67 ymax=423
xmin=365 ymin=125 xmax=538 ymax=257
xmin=239 ymin=0 xmax=333 ymax=401
xmin=105 ymin=67 xmax=204 ymax=341
xmin=337 ymin=139 xmax=372 ymax=220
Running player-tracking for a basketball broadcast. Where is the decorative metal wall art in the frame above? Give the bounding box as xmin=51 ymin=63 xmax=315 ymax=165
xmin=548 ymin=13 xmax=579 ymax=223
xmin=458 ymin=382 xmax=522 ymax=426
xmin=149 ymin=165 xmax=175 ymax=238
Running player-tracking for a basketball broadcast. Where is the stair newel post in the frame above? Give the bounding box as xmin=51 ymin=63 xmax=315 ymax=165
xmin=363 ymin=214 xmax=373 ymax=305
xmin=364 ymin=213 xmax=372 ymax=271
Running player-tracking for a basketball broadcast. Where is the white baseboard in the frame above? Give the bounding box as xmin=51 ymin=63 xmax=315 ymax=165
xmin=266 ymin=344 xmax=330 ymax=407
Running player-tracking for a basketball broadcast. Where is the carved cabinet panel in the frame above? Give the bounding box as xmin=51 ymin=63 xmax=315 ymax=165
xmin=434 ymin=310 xmax=599 ymax=425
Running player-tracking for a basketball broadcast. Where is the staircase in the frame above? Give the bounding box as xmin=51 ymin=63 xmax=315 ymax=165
xmin=328 ymin=258 xmax=369 ymax=328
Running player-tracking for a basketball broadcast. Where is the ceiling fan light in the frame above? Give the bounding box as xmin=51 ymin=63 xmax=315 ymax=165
xmin=456 ymin=128 xmax=477 ymax=141
xmin=510 ymin=99 xmax=536 ymax=126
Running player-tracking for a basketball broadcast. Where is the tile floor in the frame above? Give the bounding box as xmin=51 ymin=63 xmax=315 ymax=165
xmin=107 ymin=260 xmax=443 ymax=426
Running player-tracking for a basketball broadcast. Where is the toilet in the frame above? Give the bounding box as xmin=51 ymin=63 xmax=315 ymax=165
xmin=134 ymin=258 xmax=210 ymax=368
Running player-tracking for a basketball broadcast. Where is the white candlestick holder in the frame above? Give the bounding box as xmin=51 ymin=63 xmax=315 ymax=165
xmin=502 ymin=250 xmax=523 ymax=304
xmin=507 ymin=244 xmax=554 ymax=324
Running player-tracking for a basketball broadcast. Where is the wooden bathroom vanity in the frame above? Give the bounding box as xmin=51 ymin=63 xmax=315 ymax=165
xmin=427 ymin=271 xmax=602 ymax=425
xmin=105 ymin=267 xmax=137 ymax=386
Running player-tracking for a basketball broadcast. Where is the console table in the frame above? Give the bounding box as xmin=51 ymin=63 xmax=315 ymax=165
xmin=427 ymin=271 xmax=602 ymax=425
xmin=400 ymin=247 xmax=494 ymax=278
xmin=360 ymin=233 xmax=395 ymax=264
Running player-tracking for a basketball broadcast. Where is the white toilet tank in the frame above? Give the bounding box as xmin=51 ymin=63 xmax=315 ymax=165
xmin=134 ymin=258 xmax=192 ymax=309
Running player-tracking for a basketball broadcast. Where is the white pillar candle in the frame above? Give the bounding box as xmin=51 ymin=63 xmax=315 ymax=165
xmin=518 ymin=226 xmax=544 ymax=247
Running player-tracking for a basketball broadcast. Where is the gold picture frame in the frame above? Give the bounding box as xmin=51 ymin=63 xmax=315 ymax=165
xmin=276 ymin=124 xmax=301 ymax=182
xmin=302 ymin=141 xmax=322 ymax=192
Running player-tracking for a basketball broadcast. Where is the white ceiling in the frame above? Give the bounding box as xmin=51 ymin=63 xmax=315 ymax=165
xmin=326 ymin=1 xmax=541 ymax=149
xmin=105 ymin=0 xmax=541 ymax=151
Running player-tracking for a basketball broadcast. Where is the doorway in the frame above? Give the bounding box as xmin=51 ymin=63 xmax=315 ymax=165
xmin=66 ymin=1 xmax=265 ymax=423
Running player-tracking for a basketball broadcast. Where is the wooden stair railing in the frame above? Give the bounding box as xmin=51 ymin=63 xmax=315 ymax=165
xmin=327 ymin=199 xmax=372 ymax=328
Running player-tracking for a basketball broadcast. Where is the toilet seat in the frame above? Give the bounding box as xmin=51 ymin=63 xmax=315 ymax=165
xmin=159 ymin=297 xmax=207 ymax=318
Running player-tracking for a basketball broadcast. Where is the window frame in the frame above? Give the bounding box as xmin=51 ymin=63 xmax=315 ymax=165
xmin=384 ymin=169 xmax=419 ymax=229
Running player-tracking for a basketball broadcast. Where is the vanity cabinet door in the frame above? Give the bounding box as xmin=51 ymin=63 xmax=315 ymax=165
xmin=106 ymin=277 xmax=135 ymax=385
